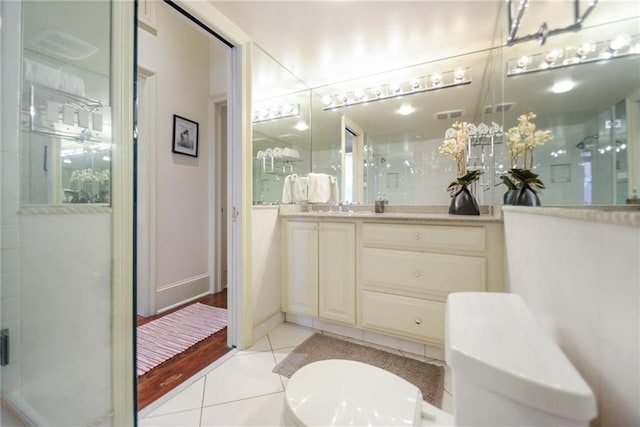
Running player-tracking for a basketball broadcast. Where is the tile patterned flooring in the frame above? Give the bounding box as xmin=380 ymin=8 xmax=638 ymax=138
xmin=139 ymin=322 xmax=453 ymax=426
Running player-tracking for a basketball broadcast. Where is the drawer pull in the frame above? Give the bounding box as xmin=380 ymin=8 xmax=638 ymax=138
xmin=415 ymin=233 xmax=421 ymax=240
xmin=415 ymin=317 xmax=422 ymax=325
xmin=415 ymin=270 xmax=422 ymax=277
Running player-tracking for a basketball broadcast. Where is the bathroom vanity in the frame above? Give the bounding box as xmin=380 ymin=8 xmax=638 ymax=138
xmin=279 ymin=207 xmax=505 ymax=347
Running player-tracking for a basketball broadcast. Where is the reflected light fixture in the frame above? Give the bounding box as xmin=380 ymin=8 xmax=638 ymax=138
xmin=507 ymin=33 xmax=640 ymax=76
xmin=397 ymin=104 xmax=414 ymax=116
xmin=321 ymin=67 xmax=471 ymax=110
xmin=252 ymin=103 xmax=300 ymax=123
xmin=551 ymin=80 xmax=575 ymax=93
xmin=294 ymin=121 xmax=309 ymax=131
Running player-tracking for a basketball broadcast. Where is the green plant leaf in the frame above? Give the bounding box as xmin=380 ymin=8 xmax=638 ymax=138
xmin=500 ymin=175 xmax=517 ymax=189
xmin=509 ymin=168 xmax=545 ymax=189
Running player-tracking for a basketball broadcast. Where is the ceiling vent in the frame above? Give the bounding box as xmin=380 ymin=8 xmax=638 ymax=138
xmin=495 ymin=102 xmax=516 ymax=113
xmin=30 ymin=29 xmax=98 ymax=61
xmin=433 ymin=109 xmax=465 ymax=120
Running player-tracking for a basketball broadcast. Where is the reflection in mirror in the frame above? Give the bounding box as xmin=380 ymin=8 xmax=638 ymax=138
xmin=20 ymin=1 xmax=111 ymax=205
xmin=342 ymin=116 xmax=364 ymax=204
xmin=312 ymin=47 xmax=501 ymax=206
xmin=251 ymin=5 xmax=638 ymax=206
xmin=498 ymin=17 xmax=639 ymax=206
xmin=310 ymin=14 xmax=638 ymax=206
xmin=251 ymin=46 xmax=311 ymax=204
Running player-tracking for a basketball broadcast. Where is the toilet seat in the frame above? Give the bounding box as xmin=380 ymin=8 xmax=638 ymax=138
xmin=284 ymin=359 xmax=453 ymax=426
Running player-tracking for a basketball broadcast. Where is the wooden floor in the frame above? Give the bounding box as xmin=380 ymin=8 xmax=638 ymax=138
xmin=136 ymin=289 xmax=231 ymax=411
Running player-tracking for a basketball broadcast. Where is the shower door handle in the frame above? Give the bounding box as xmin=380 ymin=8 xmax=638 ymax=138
xmin=1 ymin=328 xmax=9 ymax=366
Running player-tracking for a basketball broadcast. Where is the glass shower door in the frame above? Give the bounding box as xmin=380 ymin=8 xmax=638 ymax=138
xmin=1 ymin=1 xmax=119 ymax=425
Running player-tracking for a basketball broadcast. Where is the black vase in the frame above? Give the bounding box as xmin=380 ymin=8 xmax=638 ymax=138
xmin=516 ymin=185 xmax=541 ymax=206
xmin=503 ymin=188 xmax=519 ymax=205
xmin=449 ymin=185 xmax=480 ymax=215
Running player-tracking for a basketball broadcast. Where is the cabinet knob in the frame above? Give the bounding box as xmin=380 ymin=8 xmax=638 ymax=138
xmin=415 ymin=317 xmax=422 ymax=325
xmin=415 ymin=233 xmax=421 ymax=240
xmin=415 ymin=270 xmax=422 ymax=277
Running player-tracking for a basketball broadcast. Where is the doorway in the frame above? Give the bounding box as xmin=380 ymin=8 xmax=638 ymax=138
xmin=135 ymin=1 xmax=233 ymax=410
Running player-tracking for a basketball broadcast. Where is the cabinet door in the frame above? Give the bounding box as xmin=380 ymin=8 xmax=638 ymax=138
xmin=285 ymin=222 xmax=319 ymax=316
xmin=318 ymin=222 xmax=356 ymax=324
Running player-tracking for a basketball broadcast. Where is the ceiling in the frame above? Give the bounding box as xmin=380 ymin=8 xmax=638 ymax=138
xmin=210 ymin=0 xmax=639 ymax=89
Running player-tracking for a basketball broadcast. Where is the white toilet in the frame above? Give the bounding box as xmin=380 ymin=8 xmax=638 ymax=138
xmin=284 ymin=292 xmax=597 ymax=426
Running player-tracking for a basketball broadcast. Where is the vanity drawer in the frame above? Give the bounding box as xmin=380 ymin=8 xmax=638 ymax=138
xmin=362 ymin=290 xmax=445 ymax=346
xmin=362 ymin=247 xmax=486 ymax=301
xmin=362 ymin=223 xmax=486 ymax=253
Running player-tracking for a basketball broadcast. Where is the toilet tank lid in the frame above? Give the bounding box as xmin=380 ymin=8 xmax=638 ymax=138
xmin=446 ymin=293 xmax=597 ymax=421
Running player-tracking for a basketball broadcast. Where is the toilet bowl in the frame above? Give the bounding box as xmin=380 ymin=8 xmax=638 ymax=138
xmin=284 ymin=292 xmax=597 ymax=426
xmin=285 ymin=359 xmax=453 ymax=426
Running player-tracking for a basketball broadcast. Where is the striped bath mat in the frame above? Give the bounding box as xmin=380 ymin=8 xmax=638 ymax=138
xmin=136 ymin=303 xmax=227 ymax=376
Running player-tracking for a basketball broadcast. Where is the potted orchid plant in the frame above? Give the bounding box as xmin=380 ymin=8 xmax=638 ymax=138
xmin=439 ymin=121 xmax=482 ymax=215
xmin=503 ymin=112 xmax=552 ymax=206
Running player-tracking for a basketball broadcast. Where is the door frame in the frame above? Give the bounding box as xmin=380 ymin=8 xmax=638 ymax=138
xmin=212 ymin=98 xmax=228 ymax=293
xmin=111 ymin=1 xmax=253 ymax=423
xmin=135 ymin=67 xmax=157 ymax=317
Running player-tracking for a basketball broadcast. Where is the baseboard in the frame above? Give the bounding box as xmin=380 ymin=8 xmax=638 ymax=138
xmin=155 ymin=274 xmax=210 ymax=314
xmin=253 ymin=311 xmax=285 ymax=343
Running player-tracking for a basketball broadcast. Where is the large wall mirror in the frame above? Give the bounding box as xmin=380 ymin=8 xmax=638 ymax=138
xmin=20 ymin=1 xmax=112 ymax=205
xmin=311 ymin=47 xmax=502 ymax=206
xmin=252 ymin=46 xmax=311 ymax=204
xmin=499 ymin=17 xmax=639 ymax=206
xmin=252 ymin=11 xmax=639 ymax=206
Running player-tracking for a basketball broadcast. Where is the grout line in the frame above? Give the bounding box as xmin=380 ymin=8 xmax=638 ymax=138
xmin=200 ymin=391 xmax=285 ymax=411
xmin=267 ymin=333 xmax=288 ymax=391
xmin=198 ymin=375 xmax=207 ymax=426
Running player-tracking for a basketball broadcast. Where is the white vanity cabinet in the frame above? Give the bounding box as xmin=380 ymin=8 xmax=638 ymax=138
xmin=360 ymin=222 xmax=503 ymax=347
xmin=282 ymin=220 xmax=356 ymax=324
xmin=283 ymin=221 xmax=319 ymax=317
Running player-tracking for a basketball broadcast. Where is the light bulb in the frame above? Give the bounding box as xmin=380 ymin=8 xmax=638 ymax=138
xmin=576 ymin=42 xmax=594 ymax=59
xmin=517 ymin=55 xmax=532 ymax=68
xmin=610 ymin=34 xmax=631 ymax=51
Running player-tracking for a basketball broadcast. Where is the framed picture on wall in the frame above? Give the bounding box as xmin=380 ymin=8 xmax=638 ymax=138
xmin=172 ymin=114 xmax=199 ymax=157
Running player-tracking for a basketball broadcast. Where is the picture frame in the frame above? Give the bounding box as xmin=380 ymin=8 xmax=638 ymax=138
xmin=172 ymin=114 xmax=199 ymax=157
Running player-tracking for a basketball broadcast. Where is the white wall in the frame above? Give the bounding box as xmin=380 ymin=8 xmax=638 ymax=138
xmin=503 ymin=208 xmax=640 ymax=426
xmin=251 ymin=206 xmax=282 ymax=328
xmin=138 ymin=3 xmax=213 ymax=311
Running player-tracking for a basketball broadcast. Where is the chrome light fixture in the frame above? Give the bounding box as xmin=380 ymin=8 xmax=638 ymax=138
xmin=506 ymin=0 xmax=600 ymax=46
xmin=252 ymin=103 xmax=300 ymax=123
xmin=507 ymin=34 xmax=640 ymax=76
xmin=321 ymin=67 xmax=472 ymax=111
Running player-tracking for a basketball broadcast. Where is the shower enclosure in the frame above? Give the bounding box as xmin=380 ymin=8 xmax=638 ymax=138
xmin=1 ymin=1 xmax=126 ymax=424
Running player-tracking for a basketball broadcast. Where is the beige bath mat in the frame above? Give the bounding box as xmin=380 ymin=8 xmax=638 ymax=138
xmin=272 ymin=333 xmax=445 ymax=408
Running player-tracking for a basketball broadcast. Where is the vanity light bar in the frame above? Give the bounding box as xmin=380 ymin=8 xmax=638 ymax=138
xmin=507 ymin=33 xmax=640 ymax=76
xmin=252 ymin=103 xmax=300 ymax=124
xmin=321 ymin=67 xmax=472 ymax=110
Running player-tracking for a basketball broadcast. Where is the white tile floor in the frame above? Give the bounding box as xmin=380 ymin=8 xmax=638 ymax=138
xmin=139 ymin=322 xmax=453 ymax=426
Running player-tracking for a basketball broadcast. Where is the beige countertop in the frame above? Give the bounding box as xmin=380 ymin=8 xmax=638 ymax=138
xmin=278 ymin=205 xmax=503 ymax=223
